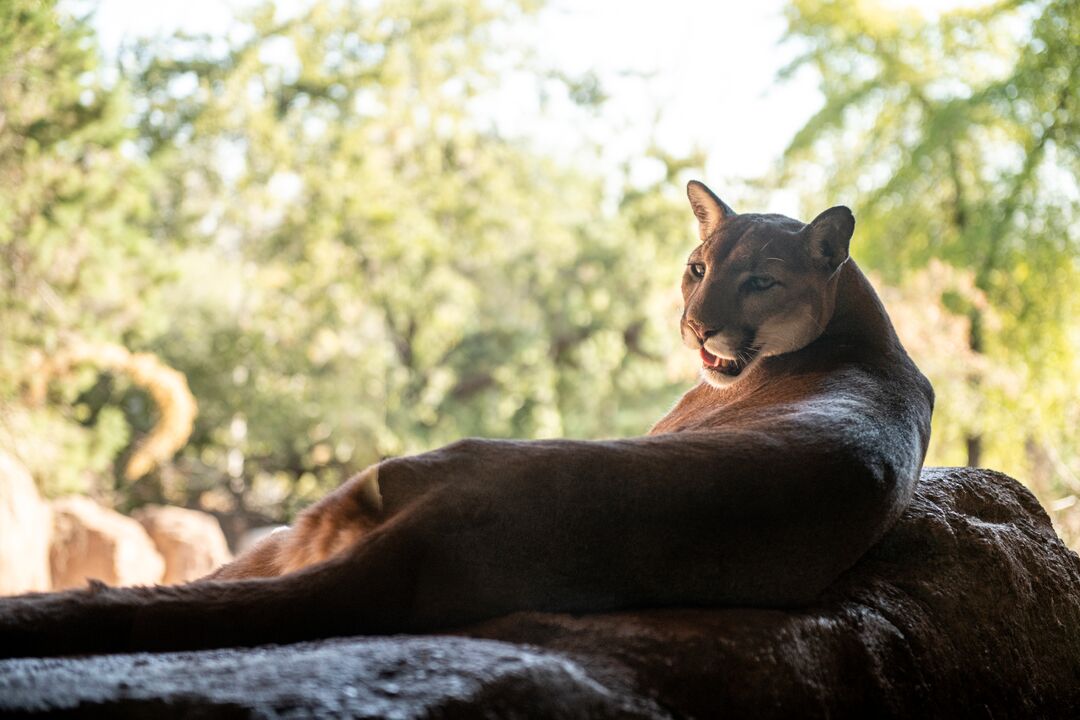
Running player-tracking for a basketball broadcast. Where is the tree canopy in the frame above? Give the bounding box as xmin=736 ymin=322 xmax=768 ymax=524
xmin=0 ymin=0 xmax=174 ymax=495
xmin=778 ymin=0 xmax=1079 ymax=509
xmin=1 ymin=0 xmax=698 ymax=523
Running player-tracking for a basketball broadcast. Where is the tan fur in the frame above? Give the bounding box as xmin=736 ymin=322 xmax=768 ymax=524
xmin=0 ymin=182 xmax=934 ymax=658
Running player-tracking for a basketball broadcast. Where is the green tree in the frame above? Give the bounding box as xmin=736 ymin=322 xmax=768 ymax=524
xmin=123 ymin=0 xmax=698 ymax=521
xmin=0 ymin=0 xmax=191 ymax=498
xmin=778 ymin=0 xmax=1079 ymax=501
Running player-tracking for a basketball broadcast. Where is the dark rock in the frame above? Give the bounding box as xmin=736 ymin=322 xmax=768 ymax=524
xmin=2 ymin=468 xmax=1078 ymax=718
xmin=0 ymin=636 xmax=659 ymax=719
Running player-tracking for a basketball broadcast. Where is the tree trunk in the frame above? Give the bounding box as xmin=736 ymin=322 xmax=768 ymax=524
xmin=965 ymin=436 xmax=982 ymax=469
xmin=965 ymin=309 xmax=984 ymax=467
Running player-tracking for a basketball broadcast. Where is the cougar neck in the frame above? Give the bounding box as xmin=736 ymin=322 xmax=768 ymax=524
xmin=820 ymin=260 xmax=901 ymax=356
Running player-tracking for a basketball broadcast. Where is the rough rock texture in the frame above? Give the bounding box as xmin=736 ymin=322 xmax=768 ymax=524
xmin=3 ymin=468 xmax=1079 ymax=718
xmin=0 ymin=451 xmax=52 ymax=596
xmin=133 ymin=505 xmax=232 ymax=584
xmin=49 ymin=496 xmax=165 ymax=591
xmin=0 ymin=636 xmax=659 ymax=719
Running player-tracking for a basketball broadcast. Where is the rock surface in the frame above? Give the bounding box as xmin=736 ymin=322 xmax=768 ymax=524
xmin=50 ymin=496 xmax=165 ymax=590
xmin=133 ymin=505 xmax=232 ymax=584
xmin=0 ymin=451 xmax=52 ymax=596
xmin=3 ymin=467 xmax=1079 ymax=718
xmin=0 ymin=636 xmax=659 ymax=719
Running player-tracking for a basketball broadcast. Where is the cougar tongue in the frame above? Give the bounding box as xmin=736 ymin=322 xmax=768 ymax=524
xmin=700 ymin=348 xmax=723 ymax=368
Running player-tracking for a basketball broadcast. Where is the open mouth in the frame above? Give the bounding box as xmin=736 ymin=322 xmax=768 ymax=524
xmin=700 ymin=346 xmax=758 ymax=378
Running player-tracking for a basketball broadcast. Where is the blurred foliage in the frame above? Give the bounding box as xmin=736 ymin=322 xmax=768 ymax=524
xmin=26 ymin=341 xmax=197 ymax=481
xmin=780 ymin=0 xmax=1080 ymax=539
xmin=1 ymin=0 xmax=697 ymax=522
xmin=0 ymin=0 xmax=172 ymax=497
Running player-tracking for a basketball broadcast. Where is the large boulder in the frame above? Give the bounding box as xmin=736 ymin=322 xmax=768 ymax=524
xmin=3 ymin=468 xmax=1079 ymax=717
xmin=49 ymin=496 xmax=165 ymax=590
xmin=133 ymin=505 xmax=232 ymax=584
xmin=0 ymin=451 xmax=52 ymax=595
xmin=467 ymin=467 xmax=1080 ymax=716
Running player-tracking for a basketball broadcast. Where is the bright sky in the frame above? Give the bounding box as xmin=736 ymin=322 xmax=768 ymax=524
xmin=484 ymin=0 xmax=819 ymax=212
xmin=91 ymin=0 xmax=989 ymax=216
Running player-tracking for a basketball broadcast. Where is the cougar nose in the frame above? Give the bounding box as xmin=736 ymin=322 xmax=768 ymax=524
xmin=686 ymin=319 xmax=719 ymax=342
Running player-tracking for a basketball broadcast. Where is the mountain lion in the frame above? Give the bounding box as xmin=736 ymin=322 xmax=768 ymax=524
xmin=0 ymin=181 xmax=933 ymax=657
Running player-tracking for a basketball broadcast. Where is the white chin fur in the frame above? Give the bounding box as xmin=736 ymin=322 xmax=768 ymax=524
xmin=701 ymin=338 xmax=733 ymax=358
xmin=754 ymin=313 xmax=824 ymax=359
xmin=698 ymin=354 xmax=762 ymax=389
xmin=689 ymin=306 xmax=825 ymax=389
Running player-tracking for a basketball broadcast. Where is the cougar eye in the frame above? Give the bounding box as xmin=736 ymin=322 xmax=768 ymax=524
xmin=688 ymin=263 xmax=706 ymax=279
xmin=747 ymin=275 xmax=778 ymax=291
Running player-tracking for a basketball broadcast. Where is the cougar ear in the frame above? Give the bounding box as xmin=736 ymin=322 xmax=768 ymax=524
xmin=806 ymin=205 xmax=855 ymax=273
xmin=687 ymin=180 xmax=735 ymax=241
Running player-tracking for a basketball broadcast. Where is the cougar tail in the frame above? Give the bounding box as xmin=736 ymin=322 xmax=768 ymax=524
xmin=0 ymin=530 xmax=428 ymax=659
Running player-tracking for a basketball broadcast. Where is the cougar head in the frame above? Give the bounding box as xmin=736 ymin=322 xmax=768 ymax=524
xmin=681 ymin=180 xmax=855 ymax=388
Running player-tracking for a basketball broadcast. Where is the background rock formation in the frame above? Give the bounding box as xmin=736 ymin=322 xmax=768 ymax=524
xmin=49 ymin=496 xmax=165 ymax=591
xmin=0 ymin=452 xmax=52 ymax=596
xmin=134 ymin=505 xmax=232 ymax=584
